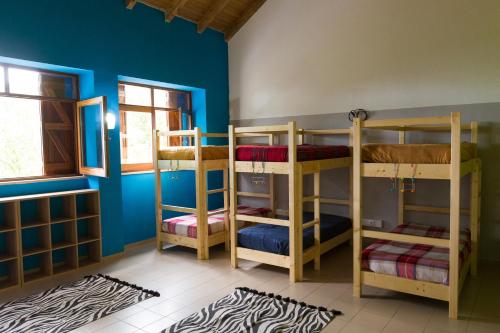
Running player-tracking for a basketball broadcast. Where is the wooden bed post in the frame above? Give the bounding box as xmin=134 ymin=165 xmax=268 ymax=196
xmin=470 ymin=121 xmax=479 ymax=276
xmin=228 ymin=125 xmax=238 ymax=268
xmin=288 ymin=121 xmax=303 ymax=282
xmin=349 ymin=130 xmax=354 ymax=221
xmin=313 ymin=171 xmax=321 ymax=270
xmin=223 ymin=166 xmax=230 ymax=252
xmin=269 ymin=134 xmax=277 ymax=217
xmin=449 ymin=112 xmax=461 ymax=319
xmin=195 ymin=127 xmax=209 ymax=260
xmin=153 ymin=130 xmax=163 ymax=251
xmin=398 ymin=131 xmax=405 ymax=225
xmin=352 ymin=118 xmax=362 ymax=298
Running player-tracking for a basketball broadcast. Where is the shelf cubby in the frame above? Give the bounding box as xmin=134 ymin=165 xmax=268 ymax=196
xmin=51 ymin=221 xmax=77 ymax=250
xmin=50 ymin=195 xmax=76 ymax=224
xmin=77 ymin=217 xmax=101 ymax=244
xmin=78 ymin=241 xmax=101 ymax=267
xmin=0 ymin=259 xmax=20 ymax=289
xmin=52 ymin=246 xmax=77 ymax=275
xmin=21 ymin=225 xmax=51 ymax=257
xmin=0 ymin=231 xmax=18 ymax=262
xmin=0 ymin=189 xmax=101 ymax=292
xmin=20 ymin=198 xmax=50 ymax=228
xmin=0 ymin=202 xmax=18 ymax=233
xmin=76 ymin=192 xmax=99 ymax=219
xmin=23 ymin=252 xmax=51 ymax=283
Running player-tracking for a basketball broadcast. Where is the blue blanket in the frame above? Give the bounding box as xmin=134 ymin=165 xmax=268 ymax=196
xmin=238 ymin=212 xmax=351 ymax=255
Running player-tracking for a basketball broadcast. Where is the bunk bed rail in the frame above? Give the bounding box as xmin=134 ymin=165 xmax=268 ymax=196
xmin=157 ymin=129 xmax=229 ymax=138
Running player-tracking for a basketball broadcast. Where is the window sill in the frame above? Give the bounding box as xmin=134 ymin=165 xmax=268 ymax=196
xmin=122 ymin=170 xmax=154 ymax=176
xmin=0 ymin=175 xmax=87 ymax=186
xmin=121 ymin=170 xmax=179 ymax=176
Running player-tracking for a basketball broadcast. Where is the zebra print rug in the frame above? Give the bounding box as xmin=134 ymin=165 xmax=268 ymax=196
xmin=163 ymin=287 xmax=341 ymax=332
xmin=0 ymin=274 xmax=159 ymax=333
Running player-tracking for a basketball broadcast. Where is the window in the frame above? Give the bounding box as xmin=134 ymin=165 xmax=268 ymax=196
xmin=119 ymin=82 xmax=192 ymax=173
xmin=0 ymin=64 xmax=79 ymax=181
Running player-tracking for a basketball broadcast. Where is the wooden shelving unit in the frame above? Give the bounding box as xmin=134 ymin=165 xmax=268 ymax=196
xmin=0 ymin=189 xmax=101 ymax=291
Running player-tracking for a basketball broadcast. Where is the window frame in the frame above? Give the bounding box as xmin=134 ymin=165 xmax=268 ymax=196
xmin=118 ymin=81 xmax=193 ymax=173
xmin=0 ymin=63 xmax=80 ymax=183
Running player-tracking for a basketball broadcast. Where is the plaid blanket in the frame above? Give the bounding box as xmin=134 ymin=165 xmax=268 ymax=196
xmin=362 ymin=224 xmax=471 ymax=285
xmin=236 ymin=145 xmax=350 ymax=162
xmin=162 ymin=205 xmax=271 ymax=238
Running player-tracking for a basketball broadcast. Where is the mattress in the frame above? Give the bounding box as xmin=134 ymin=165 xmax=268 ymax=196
xmin=362 ymin=223 xmax=471 ymax=285
xmin=236 ymin=144 xmax=350 ymax=162
xmin=158 ymin=146 xmax=228 ymax=160
xmin=238 ymin=212 xmax=352 ymax=255
xmin=162 ymin=205 xmax=270 ymax=238
xmin=362 ymin=143 xmax=476 ymax=164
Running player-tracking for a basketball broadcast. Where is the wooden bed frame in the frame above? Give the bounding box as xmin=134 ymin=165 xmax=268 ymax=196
xmin=153 ymin=128 xmax=229 ymax=260
xmin=229 ymin=121 xmax=353 ymax=282
xmin=352 ymin=112 xmax=481 ymax=319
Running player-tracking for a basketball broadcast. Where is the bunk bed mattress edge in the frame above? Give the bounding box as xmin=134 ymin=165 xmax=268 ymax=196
xmin=361 ymin=223 xmax=471 ymax=285
xmin=237 ymin=212 xmax=352 ymax=255
xmin=158 ymin=146 xmax=229 ymax=160
xmin=236 ymin=145 xmax=351 ymax=162
xmin=162 ymin=205 xmax=270 ymax=238
xmin=362 ymin=143 xmax=476 ymax=164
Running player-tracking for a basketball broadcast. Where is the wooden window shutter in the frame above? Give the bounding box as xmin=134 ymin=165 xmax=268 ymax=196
xmin=41 ymin=100 xmax=77 ymax=176
xmin=168 ymin=109 xmax=182 ymax=146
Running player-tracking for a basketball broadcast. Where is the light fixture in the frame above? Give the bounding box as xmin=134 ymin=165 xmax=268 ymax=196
xmin=106 ymin=112 xmax=116 ymax=130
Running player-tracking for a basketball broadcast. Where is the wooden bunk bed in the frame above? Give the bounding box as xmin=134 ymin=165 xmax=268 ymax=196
xmin=352 ymin=112 xmax=481 ymax=319
xmin=229 ymin=121 xmax=353 ymax=282
xmin=154 ymin=128 xmax=230 ymax=260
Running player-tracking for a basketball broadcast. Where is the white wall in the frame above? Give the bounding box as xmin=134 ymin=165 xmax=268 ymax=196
xmin=229 ymin=0 xmax=500 ymax=120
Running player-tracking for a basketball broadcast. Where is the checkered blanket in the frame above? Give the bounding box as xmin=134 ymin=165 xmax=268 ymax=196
xmin=162 ymin=205 xmax=271 ymax=238
xmin=362 ymin=224 xmax=471 ymax=285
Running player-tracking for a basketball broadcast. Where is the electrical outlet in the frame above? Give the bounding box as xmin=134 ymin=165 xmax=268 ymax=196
xmin=362 ymin=218 xmax=383 ymax=229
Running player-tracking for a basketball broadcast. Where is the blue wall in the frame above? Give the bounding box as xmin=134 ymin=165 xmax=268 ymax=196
xmin=0 ymin=0 xmax=229 ymax=255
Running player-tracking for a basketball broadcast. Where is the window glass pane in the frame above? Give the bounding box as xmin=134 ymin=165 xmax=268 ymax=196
xmin=155 ymin=110 xmax=169 ymax=149
xmin=0 ymin=66 xmax=4 ymax=92
xmin=40 ymin=72 xmax=76 ymax=99
xmin=0 ymin=97 xmax=43 ymax=179
xmin=119 ymin=84 xmax=151 ymax=106
xmin=80 ymin=104 xmax=103 ymax=168
xmin=154 ymin=89 xmax=169 ymax=108
xmin=120 ymin=111 xmax=152 ymax=164
xmin=8 ymin=68 xmax=41 ymax=96
xmin=176 ymin=91 xmax=190 ymax=112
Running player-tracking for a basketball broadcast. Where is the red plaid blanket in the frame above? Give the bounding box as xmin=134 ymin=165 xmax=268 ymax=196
xmin=362 ymin=224 xmax=470 ymax=285
xmin=162 ymin=205 xmax=271 ymax=238
xmin=236 ymin=144 xmax=350 ymax=162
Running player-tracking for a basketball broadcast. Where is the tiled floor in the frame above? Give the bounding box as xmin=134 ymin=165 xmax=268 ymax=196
xmin=1 ymin=242 xmax=499 ymax=332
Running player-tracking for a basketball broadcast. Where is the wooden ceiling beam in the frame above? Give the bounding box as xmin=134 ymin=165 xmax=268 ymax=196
xmin=197 ymin=0 xmax=230 ymax=33
xmin=165 ymin=0 xmax=190 ymax=23
xmin=225 ymin=0 xmax=266 ymax=41
xmin=125 ymin=0 xmax=137 ymax=10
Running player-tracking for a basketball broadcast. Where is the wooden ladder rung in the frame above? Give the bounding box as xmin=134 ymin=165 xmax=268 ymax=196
xmin=237 ymin=191 xmax=271 ymax=199
xmin=303 ymin=195 xmax=320 ymax=202
xmin=236 ymin=214 xmax=289 ymax=227
xmin=161 ymin=205 xmax=196 ymax=214
xmin=303 ymin=219 xmax=320 ymax=229
xmin=207 ymin=208 xmax=228 ymax=216
xmin=207 ymin=188 xmax=226 ymax=195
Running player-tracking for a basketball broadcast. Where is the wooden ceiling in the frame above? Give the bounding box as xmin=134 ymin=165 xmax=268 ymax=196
xmin=125 ymin=0 xmax=266 ymax=41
